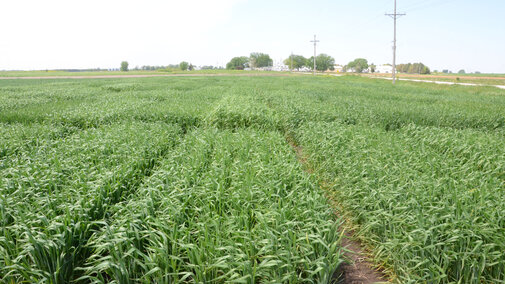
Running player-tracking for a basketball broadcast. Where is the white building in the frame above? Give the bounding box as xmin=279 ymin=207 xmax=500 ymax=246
xmin=376 ymin=65 xmax=394 ymax=74
xmin=334 ymin=65 xmax=344 ymax=73
xmin=271 ymin=59 xmax=290 ymax=72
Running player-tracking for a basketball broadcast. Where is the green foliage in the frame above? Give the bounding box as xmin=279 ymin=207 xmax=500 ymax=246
xmin=1 ymin=75 xmax=505 ymax=283
xmin=305 ymin=53 xmax=335 ymax=72
xmin=120 ymin=61 xmax=129 ymax=72
xmin=308 ymin=54 xmax=335 ymax=71
xmin=369 ymin=63 xmax=376 ymax=73
xmin=0 ymin=76 xmax=346 ymax=283
xmin=397 ymin=63 xmax=431 ymax=74
xmin=284 ymin=54 xmax=307 ymax=70
xmin=458 ymin=69 xmax=466 ymax=74
xmin=295 ymin=122 xmax=505 ymax=283
xmin=250 ymin=52 xmax=273 ymax=68
xmin=345 ymin=58 xmax=369 ymax=73
xmin=82 ymin=129 xmax=343 ymax=283
xmin=179 ymin=61 xmax=189 ymax=71
xmin=226 ymin=56 xmax=250 ymax=70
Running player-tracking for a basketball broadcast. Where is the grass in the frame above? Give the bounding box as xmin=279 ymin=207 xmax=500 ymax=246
xmin=1 ymin=75 xmax=504 ymax=283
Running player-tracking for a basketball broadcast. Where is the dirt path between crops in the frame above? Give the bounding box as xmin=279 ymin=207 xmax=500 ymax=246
xmin=287 ymin=139 xmax=388 ymax=284
xmin=365 ymin=73 xmax=505 ymax=81
xmin=373 ymin=76 xmax=505 ymax=90
xmin=0 ymin=73 xmax=296 ymax=80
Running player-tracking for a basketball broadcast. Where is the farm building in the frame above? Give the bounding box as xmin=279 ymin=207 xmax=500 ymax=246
xmin=376 ymin=64 xmax=394 ymax=73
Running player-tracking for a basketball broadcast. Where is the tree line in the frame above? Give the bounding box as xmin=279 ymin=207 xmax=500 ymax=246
xmin=396 ymin=63 xmax=431 ymax=74
xmin=226 ymin=53 xmax=336 ymax=71
xmin=227 ymin=54 xmax=382 ymax=73
xmin=226 ymin=53 xmax=274 ymax=70
xmin=119 ymin=57 xmax=432 ymax=74
xmin=119 ymin=61 xmax=204 ymax=72
xmin=283 ymin=54 xmax=336 ymax=71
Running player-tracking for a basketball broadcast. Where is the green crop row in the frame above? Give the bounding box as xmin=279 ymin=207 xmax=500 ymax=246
xmin=293 ymin=122 xmax=505 ymax=283
xmin=79 ymin=128 xmax=342 ymax=283
xmin=1 ymin=75 xmax=505 ymax=283
xmin=1 ymin=122 xmax=182 ymax=283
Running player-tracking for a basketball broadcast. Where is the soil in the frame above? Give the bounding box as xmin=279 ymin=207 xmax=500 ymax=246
xmin=287 ymin=137 xmax=388 ymax=284
xmin=337 ymin=231 xmax=387 ymax=284
xmin=365 ymin=73 xmax=505 ymax=81
xmin=0 ymin=73 xmax=296 ymax=80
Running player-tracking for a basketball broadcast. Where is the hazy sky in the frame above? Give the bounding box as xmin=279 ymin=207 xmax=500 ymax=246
xmin=1 ymin=0 xmax=504 ymax=73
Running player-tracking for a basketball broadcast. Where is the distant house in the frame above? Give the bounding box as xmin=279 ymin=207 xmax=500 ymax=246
xmin=344 ymin=66 xmax=370 ymax=73
xmin=334 ymin=65 xmax=344 ymax=73
xmin=272 ymin=60 xmax=289 ymax=72
xmin=258 ymin=66 xmax=273 ymax=71
xmin=376 ymin=65 xmax=394 ymax=74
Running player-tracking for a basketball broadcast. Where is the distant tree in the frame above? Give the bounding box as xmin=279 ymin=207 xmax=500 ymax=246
xmin=310 ymin=54 xmax=335 ymax=71
xmin=475 ymin=71 xmax=481 ymax=74
xmin=284 ymin=54 xmax=307 ymax=70
xmin=370 ymin=63 xmax=376 ymax=73
xmin=396 ymin=63 xmax=410 ymax=73
xmin=442 ymin=69 xmax=449 ymax=74
xmin=346 ymin=58 xmax=368 ymax=73
xmin=120 ymin=61 xmax=129 ymax=72
xmin=397 ymin=62 xmax=430 ymax=74
xmin=421 ymin=65 xmax=430 ymax=74
xmin=250 ymin=52 xmax=273 ymax=68
xmin=180 ymin=61 xmax=189 ymax=71
xmin=407 ymin=64 xmax=416 ymax=74
xmin=306 ymin=57 xmax=314 ymax=70
xmin=226 ymin=56 xmax=250 ymax=70
xmin=458 ymin=69 xmax=466 ymax=74
xmin=188 ymin=63 xmax=194 ymax=71
xmin=201 ymin=65 xmax=215 ymax=70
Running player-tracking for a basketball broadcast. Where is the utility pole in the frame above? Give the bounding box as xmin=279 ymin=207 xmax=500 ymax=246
xmin=291 ymin=51 xmax=294 ymax=72
xmin=386 ymin=0 xmax=405 ymax=84
xmin=310 ymin=35 xmax=319 ymax=75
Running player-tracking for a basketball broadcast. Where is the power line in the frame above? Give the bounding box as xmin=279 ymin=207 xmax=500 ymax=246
xmin=385 ymin=0 xmax=406 ymax=84
xmin=310 ymin=35 xmax=319 ymax=76
xmin=403 ymin=0 xmax=458 ymax=12
xmin=401 ymin=0 xmax=437 ymax=11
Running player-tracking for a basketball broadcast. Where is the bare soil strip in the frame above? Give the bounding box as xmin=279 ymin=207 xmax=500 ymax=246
xmin=338 ymin=231 xmax=388 ymax=284
xmin=287 ymin=138 xmax=388 ymax=284
xmin=365 ymin=73 xmax=505 ymax=81
xmin=0 ymin=73 xmax=295 ymax=80
xmin=372 ymin=76 xmax=505 ymax=90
